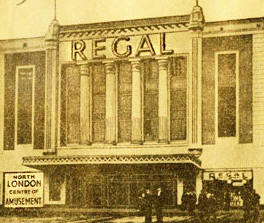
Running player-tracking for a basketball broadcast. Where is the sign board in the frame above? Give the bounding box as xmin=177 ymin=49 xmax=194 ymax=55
xmin=4 ymin=172 xmax=44 ymax=208
xmin=59 ymin=32 xmax=191 ymax=62
xmin=203 ymin=170 xmax=252 ymax=181
xmin=230 ymin=192 xmax=243 ymax=207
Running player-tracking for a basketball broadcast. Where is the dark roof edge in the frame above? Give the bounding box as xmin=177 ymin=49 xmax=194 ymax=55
xmin=205 ymin=16 xmax=264 ymax=26
xmin=0 ymin=36 xmax=44 ymax=42
xmin=61 ymin=15 xmax=264 ymax=32
xmin=60 ymin=14 xmax=190 ymax=32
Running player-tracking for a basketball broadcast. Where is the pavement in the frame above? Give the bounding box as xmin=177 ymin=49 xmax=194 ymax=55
xmin=0 ymin=210 xmax=264 ymax=223
xmin=0 ymin=214 xmax=238 ymax=223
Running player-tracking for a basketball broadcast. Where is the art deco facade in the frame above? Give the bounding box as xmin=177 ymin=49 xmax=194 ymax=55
xmin=0 ymin=4 xmax=264 ymax=209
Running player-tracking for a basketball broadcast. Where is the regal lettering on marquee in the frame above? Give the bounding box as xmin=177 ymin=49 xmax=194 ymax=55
xmin=204 ymin=171 xmax=253 ymax=181
xmin=71 ymin=32 xmax=174 ymax=61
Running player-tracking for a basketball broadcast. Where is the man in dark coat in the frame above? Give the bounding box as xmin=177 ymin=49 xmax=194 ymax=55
xmin=181 ymin=191 xmax=188 ymax=211
xmin=252 ymin=189 xmax=260 ymax=223
xmin=153 ymin=187 xmax=164 ymax=223
xmin=207 ymin=192 xmax=217 ymax=221
xmin=138 ymin=190 xmax=146 ymax=216
xmin=187 ymin=191 xmax=197 ymax=215
xmin=242 ymin=187 xmax=252 ymax=223
xmin=145 ymin=188 xmax=153 ymax=223
xmin=198 ymin=189 xmax=208 ymax=222
xmin=224 ymin=190 xmax=231 ymax=211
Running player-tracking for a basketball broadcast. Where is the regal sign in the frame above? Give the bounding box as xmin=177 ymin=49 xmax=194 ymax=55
xmin=4 ymin=172 xmax=44 ymax=208
xmin=203 ymin=170 xmax=253 ymax=181
xmin=65 ymin=32 xmax=191 ymax=61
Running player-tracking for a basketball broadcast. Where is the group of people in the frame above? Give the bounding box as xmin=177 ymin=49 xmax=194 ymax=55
xmin=198 ymin=187 xmax=261 ymax=223
xmin=137 ymin=186 xmax=261 ymax=223
xmin=242 ymin=188 xmax=260 ymax=223
xmin=197 ymin=189 xmax=218 ymax=222
xmin=138 ymin=187 xmax=164 ymax=223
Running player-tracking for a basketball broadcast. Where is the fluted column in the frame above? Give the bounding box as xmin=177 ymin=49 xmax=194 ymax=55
xmin=157 ymin=57 xmax=169 ymax=143
xmin=80 ymin=64 xmax=91 ymax=145
xmin=131 ymin=59 xmax=142 ymax=144
xmin=104 ymin=61 xmax=116 ymax=144
xmin=44 ymin=19 xmax=60 ymax=155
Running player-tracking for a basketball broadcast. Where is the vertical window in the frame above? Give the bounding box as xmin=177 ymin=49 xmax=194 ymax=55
xmin=143 ymin=60 xmax=159 ymax=141
xmin=118 ymin=62 xmax=132 ymax=142
xmin=66 ymin=66 xmax=80 ymax=144
xmin=170 ymin=57 xmax=187 ymax=141
xmin=15 ymin=66 xmax=35 ymax=146
xmin=49 ymin=173 xmax=64 ymax=201
xmin=92 ymin=64 xmax=106 ymax=143
xmin=217 ymin=53 xmax=238 ymax=137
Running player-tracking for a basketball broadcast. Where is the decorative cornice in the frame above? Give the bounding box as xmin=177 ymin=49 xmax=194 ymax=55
xmin=59 ymin=15 xmax=190 ymax=41
xmin=23 ymin=153 xmax=201 ymax=168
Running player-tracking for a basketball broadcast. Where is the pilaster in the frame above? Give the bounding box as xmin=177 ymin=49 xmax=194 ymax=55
xmin=44 ymin=19 xmax=60 ymax=155
xmin=195 ymin=170 xmax=202 ymax=203
xmin=189 ymin=3 xmax=204 ymax=146
xmin=177 ymin=176 xmax=184 ymax=205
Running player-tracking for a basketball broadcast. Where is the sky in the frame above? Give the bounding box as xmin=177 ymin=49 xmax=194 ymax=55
xmin=0 ymin=0 xmax=264 ymax=39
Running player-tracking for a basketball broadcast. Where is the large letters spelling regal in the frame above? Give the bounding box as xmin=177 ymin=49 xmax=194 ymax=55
xmin=71 ymin=33 xmax=174 ymax=61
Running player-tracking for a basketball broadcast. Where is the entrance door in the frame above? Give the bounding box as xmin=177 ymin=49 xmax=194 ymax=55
xmin=71 ymin=177 xmax=83 ymax=206
xmin=107 ymin=174 xmax=176 ymax=208
xmin=85 ymin=182 xmax=103 ymax=207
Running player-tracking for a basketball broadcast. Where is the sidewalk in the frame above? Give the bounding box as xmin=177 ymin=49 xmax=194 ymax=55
xmin=107 ymin=216 xmax=194 ymax=223
xmin=1 ymin=208 xmax=264 ymax=223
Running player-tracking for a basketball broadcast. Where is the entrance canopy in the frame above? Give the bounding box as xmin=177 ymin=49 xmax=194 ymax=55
xmin=23 ymin=154 xmax=201 ymax=169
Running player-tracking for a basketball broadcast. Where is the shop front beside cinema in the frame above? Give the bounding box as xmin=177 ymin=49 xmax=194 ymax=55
xmin=203 ymin=169 xmax=253 ymax=208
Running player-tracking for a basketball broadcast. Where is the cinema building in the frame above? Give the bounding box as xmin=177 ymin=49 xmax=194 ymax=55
xmin=0 ymin=3 xmax=264 ymax=209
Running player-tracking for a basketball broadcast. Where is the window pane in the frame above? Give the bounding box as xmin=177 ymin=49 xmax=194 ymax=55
xmin=109 ymin=182 xmax=129 ymax=206
xmin=17 ymin=67 xmax=33 ymax=144
xmin=49 ymin=173 xmax=64 ymax=202
xmin=118 ymin=62 xmax=132 ymax=142
xmin=92 ymin=64 xmax=105 ymax=143
xmin=170 ymin=57 xmax=187 ymax=141
xmin=66 ymin=66 xmax=80 ymax=144
xmin=218 ymin=54 xmax=236 ymax=137
xmin=144 ymin=60 xmax=159 ymax=141
xmin=85 ymin=183 xmax=103 ymax=206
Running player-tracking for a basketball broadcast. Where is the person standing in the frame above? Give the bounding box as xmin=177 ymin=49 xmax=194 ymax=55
xmin=138 ymin=190 xmax=147 ymax=217
xmin=188 ymin=191 xmax=197 ymax=215
xmin=145 ymin=188 xmax=153 ymax=223
xmin=153 ymin=187 xmax=164 ymax=223
xmin=198 ymin=189 xmax=208 ymax=223
xmin=207 ymin=192 xmax=217 ymax=222
xmin=242 ymin=187 xmax=252 ymax=223
xmin=252 ymin=189 xmax=260 ymax=223
xmin=181 ymin=191 xmax=188 ymax=211
xmin=224 ymin=190 xmax=231 ymax=211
